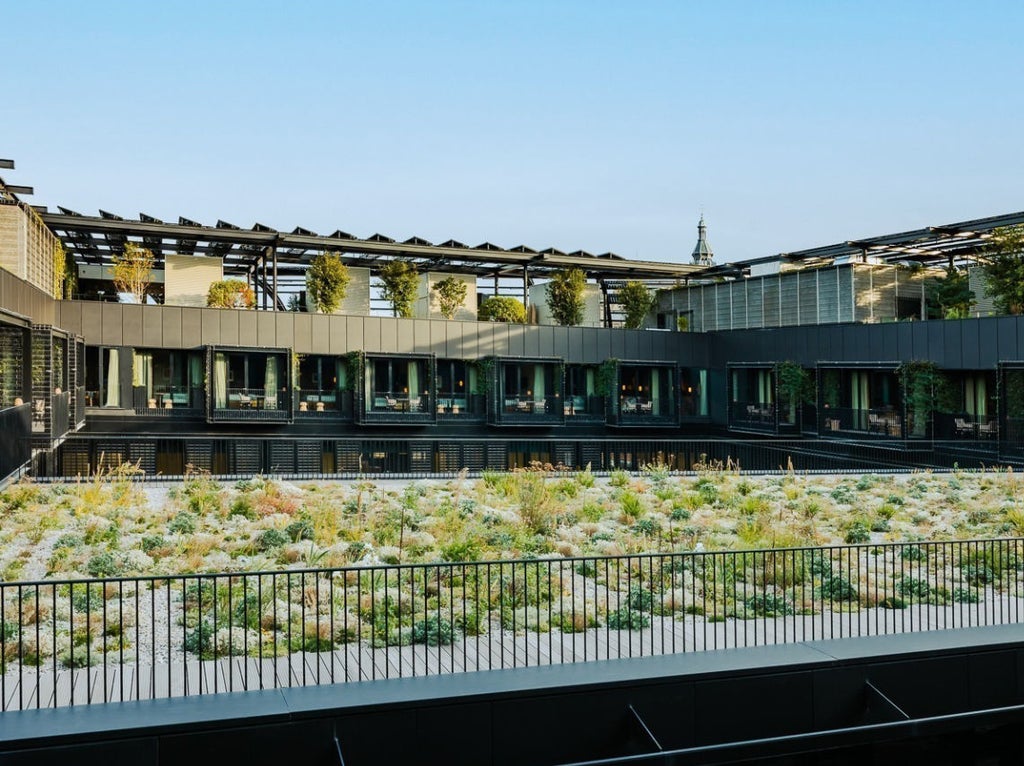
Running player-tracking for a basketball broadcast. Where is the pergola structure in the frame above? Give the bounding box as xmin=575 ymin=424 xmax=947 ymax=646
xmin=37 ymin=205 xmax=701 ymax=310
xmin=697 ymin=210 xmax=1024 ymax=280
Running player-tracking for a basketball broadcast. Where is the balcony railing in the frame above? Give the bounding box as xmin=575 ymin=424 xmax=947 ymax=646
xmin=359 ymin=391 xmax=436 ymax=425
xmin=295 ymin=390 xmax=353 ymax=419
xmin=133 ymin=387 xmax=205 ymax=416
xmin=210 ymin=388 xmax=291 ymax=423
xmin=933 ymin=413 xmax=999 ymax=441
xmin=0 ymin=402 xmax=30 ymax=481
xmin=494 ymin=394 xmax=566 ymax=425
xmin=0 ymin=538 xmax=1020 ymax=711
xmin=820 ymin=407 xmax=904 ymax=438
xmin=616 ymin=396 xmax=676 ymax=426
xmin=436 ymin=393 xmax=486 ymax=421
xmin=564 ymin=394 xmax=605 ymax=420
xmin=729 ymin=400 xmax=776 ymax=432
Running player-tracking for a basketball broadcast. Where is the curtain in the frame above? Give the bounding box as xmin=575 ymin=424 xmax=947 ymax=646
xmin=189 ymin=355 xmax=203 ymax=391
xmin=104 ymin=349 xmax=120 ymax=407
xmin=335 ymin=359 xmax=345 ymax=392
xmin=698 ymin=370 xmax=708 ymax=416
xmin=533 ymin=365 xmax=545 ymax=403
xmin=214 ymin=353 xmax=227 ymax=409
xmin=408 ymin=361 xmax=420 ymax=405
xmin=651 ymin=369 xmax=660 ymax=413
xmin=133 ymin=352 xmax=153 ymax=399
xmin=265 ymin=356 xmax=278 ymax=408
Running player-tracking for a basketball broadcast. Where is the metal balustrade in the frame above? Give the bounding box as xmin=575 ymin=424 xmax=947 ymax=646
xmin=0 ymin=538 xmax=1021 ymax=711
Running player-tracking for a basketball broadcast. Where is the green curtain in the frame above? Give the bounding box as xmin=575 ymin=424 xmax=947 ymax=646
xmin=533 ymin=365 xmax=545 ymax=402
xmin=651 ymin=369 xmax=660 ymax=413
xmin=408 ymin=360 xmax=420 ymax=404
xmin=698 ymin=370 xmax=708 ymax=416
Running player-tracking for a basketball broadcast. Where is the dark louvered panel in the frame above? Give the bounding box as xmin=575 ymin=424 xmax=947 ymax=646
xmin=553 ymin=442 xmax=576 ymax=469
xmin=96 ymin=441 xmax=126 ymax=471
xmin=486 ymin=442 xmax=506 ymax=469
xmin=61 ymin=442 xmax=91 ymax=477
xmin=270 ymin=442 xmax=296 ymax=473
xmin=409 ymin=444 xmax=432 ymax=472
xmin=336 ymin=441 xmax=362 ymax=471
xmin=234 ymin=442 xmax=262 ymax=473
xmin=579 ymin=442 xmax=603 ymax=470
xmin=297 ymin=440 xmax=322 ymax=472
xmin=185 ymin=442 xmax=212 ymax=472
xmin=128 ymin=442 xmax=157 ymax=475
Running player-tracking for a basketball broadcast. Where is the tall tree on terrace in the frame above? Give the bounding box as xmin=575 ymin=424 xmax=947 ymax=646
xmin=112 ymin=242 xmax=155 ymax=304
xmin=379 ymin=261 xmax=419 ymax=318
xmin=545 ymin=267 xmax=586 ymax=326
xmin=980 ymin=225 xmax=1024 ymax=315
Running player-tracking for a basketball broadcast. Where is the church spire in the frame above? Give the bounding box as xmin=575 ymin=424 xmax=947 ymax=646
xmin=691 ymin=214 xmax=714 ymax=266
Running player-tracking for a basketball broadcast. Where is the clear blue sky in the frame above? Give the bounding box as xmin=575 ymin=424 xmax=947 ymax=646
xmin=3 ymin=1 xmax=1022 ymax=264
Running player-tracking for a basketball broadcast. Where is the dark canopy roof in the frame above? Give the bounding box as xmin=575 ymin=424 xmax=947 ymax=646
xmin=38 ymin=206 xmax=699 ymax=281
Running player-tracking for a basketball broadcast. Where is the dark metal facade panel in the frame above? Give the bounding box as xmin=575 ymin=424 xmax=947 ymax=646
xmin=256 ymin=311 xmax=277 ymax=347
xmin=522 ymin=324 xmax=540 ymax=357
xmin=413 ymin=320 xmax=432 ymax=355
xmin=396 ymin=319 xmax=415 ymax=353
xmin=552 ymin=326 xmax=571 ymax=362
xmin=581 ymin=326 xmax=598 ymax=362
xmin=362 ymin=317 xmax=381 ymax=353
xmin=162 ymin=307 xmax=182 ymax=348
xmin=181 ymin=308 xmax=202 ymax=347
xmin=121 ymin=305 xmax=143 ymax=346
xmin=219 ymin=309 xmax=240 ymax=346
xmin=996 ymin=317 xmax=1019 ymax=365
xmin=610 ymin=328 xmax=626 ymax=360
xmin=445 ymin=320 xmax=465 ymax=359
xmin=896 ymin=322 xmax=914 ymax=361
xmin=926 ymin=322 xmax=945 ymax=364
xmin=505 ymin=324 xmax=525 ymax=358
xmin=101 ymin=303 xmax=124 ymax=346
xmin=944 ymin=321 xmax=965 ymax=369
xmin=275 ymin=315 xmax=294 ymax=352
xmin=328 ymin=315 xmax=347 ymax=355
xmin=237 ymin=311 xmax=257 ymax=347
xmin=293 ymin=314 xmax=313 ymax=354
xmin=142 ymin=306 xmax=163 ymax=347
xmin=201 ymin=309 xmax=221 ymax=345
xmin=959 ymin=320 xmax=980 ymax=369
xmin=345 ymin=315 xmax=364 ymax=353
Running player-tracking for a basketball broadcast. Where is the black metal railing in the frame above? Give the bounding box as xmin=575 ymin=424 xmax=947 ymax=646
xmin=820 ymin=407 xmax=905 ymax=438
xmin=294 ymin=390 xmax=353 ymax=419
xmin=132 ymin=387 xmax=204 ymax=416
xmin=0 ymin=538 xmax=1021 ymax=711
xmin=435 ymin=393 xmax=486 ymax=421
xmin=729 ymin=401 xmax=776 ymax=432
xmin=0 ymin=403 xmax=31 ymax=481
xmin=50 ymin=391 xmax=70 ymax=438
xmin=494 ymin=395 xmax=565 ymax=425
xmin=51 ymin=436 xmax=1024 ymax=478
xmin=210 ymin=388 xmax=291 ymax=423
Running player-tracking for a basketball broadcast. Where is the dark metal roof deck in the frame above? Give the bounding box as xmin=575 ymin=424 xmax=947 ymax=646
xmin=36 ymin=205 xmax=700 ymax=282
xmin=693 ymin=209 xmax=1024 ymax=280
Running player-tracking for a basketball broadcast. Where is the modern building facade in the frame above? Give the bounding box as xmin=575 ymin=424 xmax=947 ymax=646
xmin=2 ymin=162 xmax=1024 ymax=481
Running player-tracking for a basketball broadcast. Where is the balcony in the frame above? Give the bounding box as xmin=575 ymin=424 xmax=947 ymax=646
xmin=436 ymin=393 xmax=486 ymax=422
xmin=492 ymin=394 xmax=565 ymax=426
xmin=210 ymin=387 xmax=292 ymax=423
xmin=359 ymin=390 xmax=436 ymax=426
xmin=614 ymin=395 xmax=677 ymax=427
xmin=132 ymin=386 xmax=205 ymax=416
xmin=564 ymin=394 xmax=606 ymax=421
xmin=295 ymin=390 xmax=354 ymax=420
xmin=820 ymin=407 xmax=904 ymax=439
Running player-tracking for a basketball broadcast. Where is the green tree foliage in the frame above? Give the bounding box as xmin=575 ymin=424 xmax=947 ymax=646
xmin=478 ymin=296 xmax=526 ymax=323
xmin=306 ymin=251 xmax=351 ymax=314
xmin=433 ymin=275 xmax=468 ymax=319
xmin=112 ymin=242 xmax=155 ymax=304
xmin=618 ymin=281 xmax=655 ymax=329
xmin=927 ymin=266 xmax=974 ymax=319
xmin=981 ymin=225 xmax=1024 ymax=315
xmin=545 ymin=267 xmax=586 ymax=326
xmin=207 ymin=279 xmax=256 ymax=309
xmin=379 ymin=261 xmax=419 ymax=318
